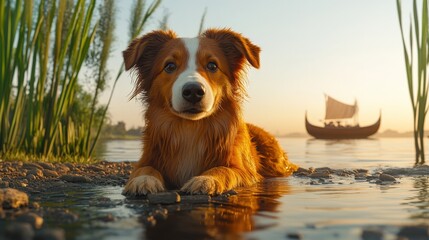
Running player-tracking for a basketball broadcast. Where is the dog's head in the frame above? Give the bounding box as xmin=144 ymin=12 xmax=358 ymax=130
xmin=123 ymin=28 xmax=260 ymax=121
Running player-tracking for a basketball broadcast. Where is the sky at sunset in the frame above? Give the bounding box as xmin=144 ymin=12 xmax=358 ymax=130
xmin=100 ymin=0 xmax=416 ymax=135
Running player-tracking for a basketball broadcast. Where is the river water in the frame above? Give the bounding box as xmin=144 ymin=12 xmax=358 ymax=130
xmin=95 ymin=138 xmax=418 ymax=169
xmin=45 ymin=138 xmax=429 ymax=239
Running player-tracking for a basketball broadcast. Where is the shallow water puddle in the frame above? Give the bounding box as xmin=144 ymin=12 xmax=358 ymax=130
xmin=17 ymin=175 xmax=427 ymax=240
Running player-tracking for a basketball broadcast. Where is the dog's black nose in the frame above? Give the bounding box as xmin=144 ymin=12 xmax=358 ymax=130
xmin=182 ymin=82 xmax=205 ymax=104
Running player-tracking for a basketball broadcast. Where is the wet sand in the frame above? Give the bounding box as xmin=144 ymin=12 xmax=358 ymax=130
xmin=0 ymin=161 xmax=428 ymax=240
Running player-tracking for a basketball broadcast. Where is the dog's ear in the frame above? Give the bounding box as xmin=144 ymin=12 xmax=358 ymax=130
xmin=123 ymin=30 xmax=177 ymax=70
xmin=123 ymin=30 xmax=176 ymax=99
xmin=201 ymin=28 xmax=260 ymax=74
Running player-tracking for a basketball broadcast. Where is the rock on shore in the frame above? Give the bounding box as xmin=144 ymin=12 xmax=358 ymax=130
xmin=0 ymin=160 xmax=134 ymax=240
xmin=0 ymin=188 xmax=29 ymax=209
xmin=0 ymin=160 xmax=428 ymax=240
xmin=0 ymin=160 xmax=133 ymax=192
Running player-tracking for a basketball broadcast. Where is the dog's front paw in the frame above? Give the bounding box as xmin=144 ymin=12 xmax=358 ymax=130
xmin=123 ymin=175 xmax=165 ymax=196
xmin=181 ymin=176 xmax=224 ymax=195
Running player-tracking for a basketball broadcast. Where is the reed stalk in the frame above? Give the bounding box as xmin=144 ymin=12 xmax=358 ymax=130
xmin=0 ymin=0 xmax=97 ymax=161
xmin=397 ymin=0 xmax=428 ymax=165
xmin=88 ymin=0 xmax=162 ymax=157
xmin=0 ymin=0 xmax=162 ymax=162
xmin=198 ymin=8 xmax=207 ymax=35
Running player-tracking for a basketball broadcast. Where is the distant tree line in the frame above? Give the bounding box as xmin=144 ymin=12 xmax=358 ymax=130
xmin=102 ymin=121 xmax=143 ymax=139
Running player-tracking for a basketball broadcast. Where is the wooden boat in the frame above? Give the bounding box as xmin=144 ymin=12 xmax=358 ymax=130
xmin=306 ymin=95 xmax=381 ymax=139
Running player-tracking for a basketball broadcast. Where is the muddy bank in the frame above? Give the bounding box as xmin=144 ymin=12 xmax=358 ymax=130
xmin=0 ymin=161 xmax=133 ymax=190
xmin=0 ymin=161 xmax=133 ymax=240
xmin=0 ymin=161 xmax=428 ymax=240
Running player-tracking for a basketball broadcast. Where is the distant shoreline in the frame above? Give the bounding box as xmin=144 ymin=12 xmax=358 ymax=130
xmin=100 ymin=134 xmax=419 ymax=140
xmin=100 ymin=130 xmax=424 ymax=140
xmin=100 ymin=135 xmax=140 ymax=141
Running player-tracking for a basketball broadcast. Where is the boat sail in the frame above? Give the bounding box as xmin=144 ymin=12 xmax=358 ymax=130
xmin=325 ymin=95 xmax=357 ymax=122
xmin=306 ymin=95 xmax=381 ymax=139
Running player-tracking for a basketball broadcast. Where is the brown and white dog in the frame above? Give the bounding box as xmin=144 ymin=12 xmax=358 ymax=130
xmin=122 ymin=28 xmax=297 ymax=195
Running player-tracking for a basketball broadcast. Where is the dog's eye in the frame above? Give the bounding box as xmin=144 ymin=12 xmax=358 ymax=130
xmin=206 ymin=62 xmax=218 ymax=72
xmin=164 ymin=62 xmax=177 ymax=73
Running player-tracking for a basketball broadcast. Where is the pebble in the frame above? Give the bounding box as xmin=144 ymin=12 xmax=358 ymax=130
xmin=180 ymin=194 xmax=211 ymax=203
xmin=42 ymin=169 xmax=59 ymax=178
xmin=147 ymin=191 xmax=181 ymax=204
xmin=309 ymin=180 xmax=320 ymax=185
xmin=295 ymin=167 xmax=311 ymax=174
xmin=28 ymin=169 xmax=43 ymax=178
xmin=60 ymin=174 xmax=92 ymax=183
xmin=64 ymin=162 xmax=74 ymax=169
xmin=4 ymin=222 xmax=34 ymax=240
xmin=26 ymin=174 xmax=36 ymax=181
xmin=355 ymin=168 xmax=369 ymax=174
xmin=0 ymin=188 xmax=29 ymax=209
xmin=374 ymin=180 xmax=383 ymax=185
xmin=361 ymin=228 xmax=383 ymax=240
xmin=38 ymin=162 xmax=55 ymax=170
xmin=365 ymin=175 xmax=379 ymax=181
xmin=321 ymin=179 xmax=334 ymax=184
xmin=354 ymin=173 xmax=368 ymax=181
xmin=16 ymin=212 xmax=44 ymax=229
xmin=286 ymin=232 xmax=302 ymax=239
xmin=88 ymin=165 xmax=104 ymax=172
xmin=383 ymin=166 xmax=429 ymax=176
xmin=22 ymin=162 xmax=43 ymax=170
xmin=315 ymin=167 xmax=332 ymax=173
xmin=34 ymin=228 xmax=65 ymax=240
xmin=334 ymin=169 xmax=353 ymax=176
xmin=294 ymin=168 xmax=312 ymax=177
xmin=397 ymin=225 xmax=429 ymax=240
xmin=55 ymin=164 xmax=70 ymax=173
xmin=379 ymin=173 xmax=396 ymax=182
xmin=6 ymin=166 xmax=16 ymax=172
xmin=309 ymin=171 xmax=331 ymax=178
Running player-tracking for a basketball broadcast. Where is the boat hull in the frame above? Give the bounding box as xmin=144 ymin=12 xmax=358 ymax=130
xmin=305 ymin=114 xmax=381 ymax=139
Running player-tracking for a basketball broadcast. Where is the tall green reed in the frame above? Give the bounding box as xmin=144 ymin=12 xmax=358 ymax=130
xmin=0 ymin=0 xmax=97 ymax=161
xmin=397 ymin=0 xmax=428 ymax=165
xmin=0 ymin=0 xmax=161 ymax=161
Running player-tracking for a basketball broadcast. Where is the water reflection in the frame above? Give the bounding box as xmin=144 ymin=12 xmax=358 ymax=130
xmin=97 ymin=138 xmax=416 ymax=169
xmin=306 ymin=138 xmax=359 ymax=146
xmin=7 ymin=138 xmax=424 ymax=240
xmin=405 ymin=176 xmax=429 ymax=220
xmin=94 ymin=139 xmax=141 ymax=162
xmin=143 ymin=178 xmax=292 ymax=240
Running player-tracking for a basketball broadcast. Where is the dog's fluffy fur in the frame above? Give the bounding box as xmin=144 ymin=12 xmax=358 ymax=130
xmin=122 ymin=28 xmax=298 ymax=195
